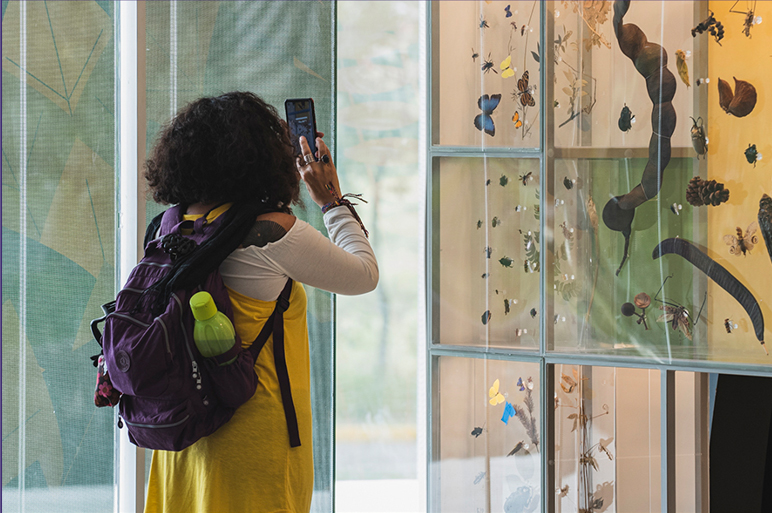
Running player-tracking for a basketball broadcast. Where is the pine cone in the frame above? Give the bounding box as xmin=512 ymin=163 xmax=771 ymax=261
xmin=686 ymin=176 xmax=705 ymax=206
xmin=700 ymin=179 xmax=730 ymax=206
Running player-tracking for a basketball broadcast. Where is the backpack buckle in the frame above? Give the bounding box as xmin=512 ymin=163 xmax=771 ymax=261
xmin=276 ymin=295 xmax=290 ymax=313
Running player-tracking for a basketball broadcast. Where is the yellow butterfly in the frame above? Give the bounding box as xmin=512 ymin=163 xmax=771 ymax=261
xmin=500 ymin=55 xmax=515 ymax=79
xmin=512 ymin=111 xmax=523 ymax=128
xmin=489 ymin=379 xmax=505 ymax=405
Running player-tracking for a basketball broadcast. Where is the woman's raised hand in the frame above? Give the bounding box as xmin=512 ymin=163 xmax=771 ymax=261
xmin=296 ymin=136 xmax=342 ymax=208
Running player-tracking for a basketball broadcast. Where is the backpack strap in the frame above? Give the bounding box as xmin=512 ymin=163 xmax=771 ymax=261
xmin=243 ymin=279 xmax=300 ymax=448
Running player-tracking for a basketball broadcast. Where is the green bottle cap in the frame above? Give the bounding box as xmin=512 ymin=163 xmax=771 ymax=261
xmin=190 ymin=291 xmax=217 ymax=321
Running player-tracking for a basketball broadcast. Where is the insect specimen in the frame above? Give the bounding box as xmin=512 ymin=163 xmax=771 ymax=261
xmin=530 ymin=308 xmax=537 ymax=318
xmin=474 ymin=94 xmax=501 ymax=137
xmin=505 ymin=4 xmax=512 ymax=18
xmin=482 ymin=310 xmax=492 ymax=325
xmin=517 ymin=376 xmax=533 ymax=391
xmin=745 ymin=144 xmax=762 ymax=166
xmin=675 ymin=49 xmax=691 ymax=88
xmin=524 ymin=259 xmax=532 ymax=273
xmin=558 ymin=485 xmax=569 ymax=497
xmin=504 ymin=299 xmax=511 ymax=315
xmin=481 ymin=53 xmax=497 ymax=75
xmin=520 ymin=172 xmax=533 ymax=185
xmin=563 ymin=176 xmax=574 ymax=190
xmin=598 ymin=437 xmax=614 ymax=461
xmin=481 ymin=273 xmax=488 ymax=279
xmin=512 ymin=111 xmax=523 ymax=129
xmin=500 ymin=174 xmax=509 ymax=186
xmin=618 ymin=104 xmax=635 ymax=132
xmin=471 ymin=426 xmax=483 ymax=437
xmin=500 ymin=55 xmax=515 ymax=78
xmin=521 ymin=24 xmax=527 ymax=36
xmin=670 ymin=203 xmax=682 ymax=215
xmin=500 ymin=256 xmax=514 ymax=268
xmin=559 ymin=221 xmax=574 ymax=241
xmin=514 ymin=71 xmax=536 ymax=107
xmin=479 ymin=15 xmax=489 ymax=29
xmin=486 ymin=179 xmax=491 ymax=186
xmin=501 ymin=401 xmax=516 ymax=424
xmin=725 ymin=318 xmax=738 ymax=333
xmin=718 ymin=77 xmax=757 ymax=117
xmin=473 ymin=471 xmax=486 ymax=485
xmin=477 ymin=220 xmax=482 ymax=229
xmin=560 ymin=373 xmax=578 ymax=393
xmin=484 ymin=246 xmax=492 ymax=258
xmin=653 ymin=275 xmax=706 ymax=341
xmin=690 ymin=116 xmax=708 ymax=158
xmin=758 ymin=194 xmax=772 ymax=266
xmin=730 ymin=0 xmax=760 ymax=38
xmin=489 ymin=379 xmax=505 ymax=405
xmin=507 ymin=441 xmax=525 ymax=456
xmin=554 ymin=99 xmax=560 ymax=109
xmin=515 ymin=205 xmax=525 ymax=212
xmin=492 ymin=216 xmax=501 ymax=227
xmin=691 ymin=10 xmax=724 ymax=45
xmin=654 ymin=238 xmax=767 ymax=354
xmin=724 ymin=222 xmax=758 ymax=256
xmin=471 ymin=48 xmax=479 ymax=62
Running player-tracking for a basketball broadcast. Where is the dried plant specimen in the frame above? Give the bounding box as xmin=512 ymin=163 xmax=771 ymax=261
xmin=758 ymin=194 xmax=772 ymax=266
xmin=718 ymin=77 xmax=757 ymax=117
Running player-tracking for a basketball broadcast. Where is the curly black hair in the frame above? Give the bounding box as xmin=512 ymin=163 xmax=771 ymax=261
xmin=145 ymin=91 xmax=299 ymax=212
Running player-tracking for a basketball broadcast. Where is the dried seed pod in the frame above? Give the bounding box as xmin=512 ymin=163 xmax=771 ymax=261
xmin=634 ymin=292 xmax=651 ymax=309
xmin=621 ymin=302 xmax=636 ymax=317
xmin=718 ymin=77 xmax=757 ymax=117
xmin=758 ymin=193 xmax=772 ymax=266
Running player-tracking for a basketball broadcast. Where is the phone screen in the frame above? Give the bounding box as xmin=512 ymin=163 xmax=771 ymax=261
xmin=285 ymin=99 xmax=318 ymax=158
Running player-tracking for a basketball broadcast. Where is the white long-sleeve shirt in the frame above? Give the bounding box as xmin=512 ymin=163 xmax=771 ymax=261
xmin=219 ymin=207 xmax=378 ymax=300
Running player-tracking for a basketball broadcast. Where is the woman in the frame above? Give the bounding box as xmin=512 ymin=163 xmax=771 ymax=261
xmin=142 ymin=92 xmax=378 ymax=512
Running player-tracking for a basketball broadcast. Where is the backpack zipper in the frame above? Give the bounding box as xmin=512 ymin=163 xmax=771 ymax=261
xmin=109 ymin=313 xmax=172 ymax=355
xmin=171 ymin=293 xmax=203 ymax=391
xmin=120 ymin=414 xmax=191 ymax=429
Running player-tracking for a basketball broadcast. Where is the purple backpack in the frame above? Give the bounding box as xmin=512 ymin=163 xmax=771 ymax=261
xmin=91 ymin=205 xmax=300 ymax=451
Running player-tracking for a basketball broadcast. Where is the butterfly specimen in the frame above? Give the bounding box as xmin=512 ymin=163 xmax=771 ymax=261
xmin=725 ymin=318 xmax=738 ymax=333
xmin=690 ymin=116 xmax=708 ymax=158
xmin=505 ymin=4 xmax=512 ymax=18
xmin=471 ymin=48 xmax=479 ymax=62
xmin=501 ymin=401 xmax=516 ymax=424
xmin=489 ymin=379 xmax=505 ymax=405
xmin=730 ymin=0 xmax=759 ymax=38
xmin=675 ymin=49 xmax=690 ymax=88
xmin=520 ymin=171 xmax=533 ymax=185
xmin=482 ymin=310 xmax=492 ymax=325
xmin=499 ymin=256 xmax=514 ymax=268
xmin=512 ymin=111 xmax=523 ymax=129
xmin=618 ymin=104 xmax=635 ymax=132
xmin=500 ymin=55 xmax=515 ymax=78
xmin=513 ymin=71 xmax=536 ymax=107
xmin=507 ymin=440 xmax=525 ymax=456
xmin=474 ymin=94 xmax=501 ymax=137
xmin=718 ymin=77 xmax=757 ymax=117
xmin=479 ymin=15 xmax=489 ymax=29
xmin=471 ymin=426 xmax=483 ymax=437
xmin=745 ymin=144 xmax=761 ymax=166
xmin=724 ymin=222 xmax=758 ymax=256
xmin=473 ymin=471 xmax=486 ymax=485
xmin=517 ymin=376 xmax=533 ymax=391
xmin=481 ymin=55 xmax=497 ymax=75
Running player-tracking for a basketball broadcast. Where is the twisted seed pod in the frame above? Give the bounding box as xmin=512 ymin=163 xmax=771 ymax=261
xmin=758 ymin=194 xmax=772 ymax=265
xmin=653 ymin=238 xmax=766 ymax=353
xmin=603 ymin=0 xmax=677 ymax=276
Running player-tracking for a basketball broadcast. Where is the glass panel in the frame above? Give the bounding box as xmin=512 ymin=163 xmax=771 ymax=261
xmin=674 ymin=372 xmax=709 ymax=512
xmin=434 ymin=157 xmax=540 ymax=349
xmin=554 ymin=365 xmax=661 ymax=512
xmin=143 ymin=2 xmax=335 ymax=510
xmin=434 ymin=1 xmax=541 ymax=148
xmin=432 ymin=356 xmax=541 ymax=512
xmin=2 ymin=1 xmax=116 ymax=510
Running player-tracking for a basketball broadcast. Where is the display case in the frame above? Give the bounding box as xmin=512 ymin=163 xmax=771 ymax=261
xmin=427 ymin=1 xmax=772 ymax=511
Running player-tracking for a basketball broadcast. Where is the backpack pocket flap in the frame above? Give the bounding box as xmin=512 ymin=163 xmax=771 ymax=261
xmin=202 ymin=354 xmax=259 ymax=409
xmin=103 ymin=314 xmax=173 ymax=397
xmin=120 ymin=397 xmax=193 ymax=451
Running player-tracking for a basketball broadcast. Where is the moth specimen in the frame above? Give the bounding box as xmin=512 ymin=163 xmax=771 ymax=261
xmin=654 ymin=275 xmax=706 ymax=341
xmin=618 ymin=104 xmax=635 ymax=132
xmin=690 ymin=116 xmax=708 ymax=158
xmin=724 ymin=222 xmax=758 ymax=256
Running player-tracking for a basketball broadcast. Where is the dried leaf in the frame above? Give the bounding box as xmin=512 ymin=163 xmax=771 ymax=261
xmin=729 ymin=77 xmax=757 ymax=117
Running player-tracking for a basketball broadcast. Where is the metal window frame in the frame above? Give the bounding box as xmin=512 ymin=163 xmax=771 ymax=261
xmin=423 ymin=2 xmax=757 ymax=512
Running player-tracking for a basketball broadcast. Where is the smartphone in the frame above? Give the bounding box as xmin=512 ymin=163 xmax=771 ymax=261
xmin=285 ymin=98 xmax=318 ymax=159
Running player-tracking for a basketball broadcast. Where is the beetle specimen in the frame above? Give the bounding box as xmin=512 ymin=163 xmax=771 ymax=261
xmin=745 ymin=144 xmax=762 ymax=166
xmin=504 ymin=299 xmax=511 ymax=315
xmin=730 ymin=0 xmax=759 ymax=38
xmin=481 ymin=310 xmax=491 ymax=325
xmin=670 ymin=203 xmax=682 ymax=215
xmin=530 ymin=308 xmax=537 ymax=318
xmin=690 ymin=116 xmax=708 ymax=158
xmin=653 ymin=275 xmax=707 ymax=341
xmin=520 ymin=171 xmax=533 ymax=185
xmin=471 ymin=426 xmax=483 ymax=437
xmin=492 ymin=216 xmax=501 ymax=228
xmin=563 ymin=176 xmax=574 ymax=190
xmin=499 ymin=256 xmax=514 ymax=268
xmin=500 ymin=174 xmax=509 ymax=186
xmin=618 ymin=104 xmax=635 ymax=132
xmin=724 ymin=222 xmax=758 ymax=256
xmin=477 ymin=220 xmax=482 ymax=229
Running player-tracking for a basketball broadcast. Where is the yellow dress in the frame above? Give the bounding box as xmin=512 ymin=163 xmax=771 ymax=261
xmin=145 ymin=212 xmax=313 ymax=513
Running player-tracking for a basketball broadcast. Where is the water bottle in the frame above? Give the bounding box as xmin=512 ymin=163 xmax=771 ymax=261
xmin=190 ymin=291 xmax=237 ymax=365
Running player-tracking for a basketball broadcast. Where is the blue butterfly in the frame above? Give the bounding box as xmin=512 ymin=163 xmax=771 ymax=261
xmin=501 ymin=401 xmax=516 ymax=424
xmin=505 ymin=5 xmax=512 ymax=18
xmin=474 ymin=94 xmax=502 ymax=137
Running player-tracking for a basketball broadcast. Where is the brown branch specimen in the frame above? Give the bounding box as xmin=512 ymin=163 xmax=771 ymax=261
xmin=602 ymin=0 xmax=677 ymax=276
